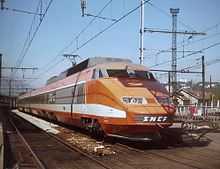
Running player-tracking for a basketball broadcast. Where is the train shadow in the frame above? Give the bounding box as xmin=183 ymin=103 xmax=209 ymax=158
xmin=41 ymin=116 xmax=213 ymax=150
xmin=105 ymin=131 xmax=213 ymax=150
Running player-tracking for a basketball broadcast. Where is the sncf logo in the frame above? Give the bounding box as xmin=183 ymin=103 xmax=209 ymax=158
xmin=143 ymin=116 xmax=168 ymax=122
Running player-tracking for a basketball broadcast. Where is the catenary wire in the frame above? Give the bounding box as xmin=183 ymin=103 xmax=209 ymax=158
xmin=150 ymin=42 xmax=220 ymax=68
xmin=3 ymin=6 xmax=42 ymax=16
xmin=147 ymin=1 xmax=196 ymax=31
xmin=15 ymin=0 xmax=54 ymax=70
xmin=30 ymin=0 xmax=151 ymax=84
xmin=30 ymin=0 xmax=114 ymax=83
xmin=71 ymin=0 xmax=151 ymax=54
xmin=14 ymin=1 xmax=41 ymax=68
xmin=145 ymin=30 xmax=220 ymax=62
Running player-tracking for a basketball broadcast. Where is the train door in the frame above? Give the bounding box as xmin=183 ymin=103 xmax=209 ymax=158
xmin=70 ymin=71 xmax=85 ymax=120
xmin=71 ymin=83 xmax=85 ymax=116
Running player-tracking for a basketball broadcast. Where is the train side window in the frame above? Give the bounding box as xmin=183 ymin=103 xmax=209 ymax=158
xmin=107 ymin=69 xmax=128 ymax=77
xmin=149 ymin=72 xmax=155 ymax=80
xmin=92 ymin=69 xmax=104 ymax=79
xmin=99 ymin=69 xmax=103 ymax=78
xmin=73 ymin=83 xmax=85 ymax=104
xmin=134 ymin=71 xmax=156 ymax=80
xmin=38 ymin=95 xmax=42 ymax=103
xmin=56 ymin=87 xmax=72 ymax=98
xmin=92 ymin=68 xmax=106 ymax=79
xmin=55 ymin=87 xmax=72 ymax=104
xmin=92 ymin=69 xmax=97 ymax=79
xmin=48 ymin=92 xmax=56 ymax=104
xmin=29 ymin=96 xmax=34 ymax=104
xmin=36 ymin=95 xmax=42 ymax=104
xmin=43 ymin=93 xmax=48 ymax=104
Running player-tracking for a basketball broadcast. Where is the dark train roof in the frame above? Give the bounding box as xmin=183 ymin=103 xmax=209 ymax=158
xmin=46 ymin=57 xmax=132 ymax=84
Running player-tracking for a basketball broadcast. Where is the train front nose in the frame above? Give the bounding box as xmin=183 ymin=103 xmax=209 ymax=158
xmin=95 ymin=78 xmax=174 ymax=140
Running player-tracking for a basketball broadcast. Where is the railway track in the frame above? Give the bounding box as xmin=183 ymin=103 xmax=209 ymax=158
xmin=5 ymin=111 xmax=220 ymax=169
xmin=110 ymin=142 xmax=220 ymax=169
xmin=113 ymin=143 xmax=202 ymax=169
xmin=4 ymin=111 xmax=41 ymax=169
xmin=7 ymin=113 xmax=112 ymax=169
xmin=8 ymin=118 xmax=46 ymax=169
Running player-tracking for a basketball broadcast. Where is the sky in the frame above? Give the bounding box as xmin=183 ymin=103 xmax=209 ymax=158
xmin=1 ymin=0 xmax=220 ymax=94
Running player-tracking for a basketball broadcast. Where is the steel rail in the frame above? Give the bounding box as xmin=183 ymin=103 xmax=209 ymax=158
xmin=45 ymin=131 xmax=113 ymax=169
xmin=114 ymin=143 xmax=204 ymax=169
xmin=9 ymin=118 xmax=47 ymax=169
xmin=13 ymin=113 xmax=113 ymax=169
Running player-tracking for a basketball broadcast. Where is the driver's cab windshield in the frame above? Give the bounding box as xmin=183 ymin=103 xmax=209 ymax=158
xmin=107 ymin=69 xmax=155 ymax=80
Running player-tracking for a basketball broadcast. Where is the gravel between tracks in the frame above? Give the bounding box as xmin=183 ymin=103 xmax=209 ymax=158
xmin=13 ymin=110 xmax=115 ymax=156
xmin=10 ymin=109 xmax=220 ymax=169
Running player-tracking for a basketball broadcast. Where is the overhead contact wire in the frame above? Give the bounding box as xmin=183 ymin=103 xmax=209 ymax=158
xmin=15 ymin=0 xmax=54 ymax=69
xmin=32 ymin=0 xmax=114 ymax=82
xmin=150 ymin=42 xmax=220 ymax=68
xmin=31 ymin=0 xmax=151 ymax=83
xmin=71 ymin=0 xmax=151 ymax=53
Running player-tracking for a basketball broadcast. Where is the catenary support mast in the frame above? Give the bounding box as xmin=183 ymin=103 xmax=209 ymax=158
xmin=170 ymin=8 xmax=179 ymax=98
xmin=139 ymin=0 xmax=144 ymax=65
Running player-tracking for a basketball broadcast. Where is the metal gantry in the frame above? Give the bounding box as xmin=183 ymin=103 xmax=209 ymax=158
xmin=170 ymin=8 xmax=179 ymax=97
xmin=0 ymin=53 xmax=38 ymax=96
xmin=144 ymin=9 xmax=205 ymax=99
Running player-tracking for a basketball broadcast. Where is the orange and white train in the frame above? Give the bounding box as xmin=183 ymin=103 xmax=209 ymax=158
xmin=17 ymin=57 xmax=175 ymax=140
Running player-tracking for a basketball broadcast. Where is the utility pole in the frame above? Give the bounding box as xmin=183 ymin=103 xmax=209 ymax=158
xmin=139 ymin=0 xmax=144 ymax=65
xmin=202 ymin=55 xmax=205 ymax=114
xmin=170 ymin=8 xmax=179 ymax=98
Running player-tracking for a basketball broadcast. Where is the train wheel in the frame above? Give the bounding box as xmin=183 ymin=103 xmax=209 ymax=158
xmin=89 ymin=120 xmax=104 ymax=140
xmin=160 ymin=130 xmax=183 ymax=146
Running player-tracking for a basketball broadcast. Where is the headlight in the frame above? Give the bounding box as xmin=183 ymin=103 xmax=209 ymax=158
xmin=121 ymin=96 xmax=147 ymax=105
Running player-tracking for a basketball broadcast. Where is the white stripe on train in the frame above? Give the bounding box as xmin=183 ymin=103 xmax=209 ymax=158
xmin=19 ymin=81 xmax=86 ymax=99
xmin=20 ymin=103 xmax=126 ymax=118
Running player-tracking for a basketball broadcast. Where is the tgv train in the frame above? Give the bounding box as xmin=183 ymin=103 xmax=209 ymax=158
xmin=17 ymin=57 xmax=175 ymax=140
